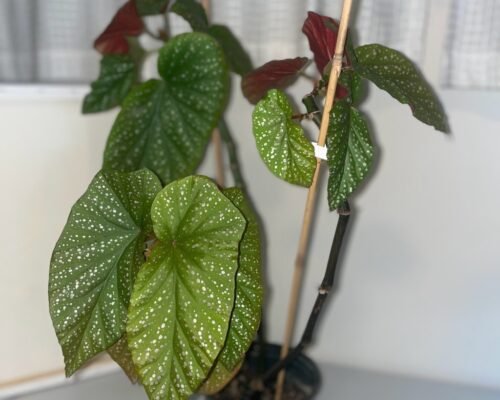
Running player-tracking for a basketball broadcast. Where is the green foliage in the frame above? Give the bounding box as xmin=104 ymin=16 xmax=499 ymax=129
xmin=127 ymin=176 xmax=246 ymax=399
xmin=202 ymin=188 xmax=263 ymax=394
xmin=207 ymin=25 xmax=253 ymax=76
xmin=103 ymin=32 xmax=229 ymax=184
xmin=338 ymin=70 xmax=364 ymax=105
xmin=353 ymin=44 xmax=449 ymax=132
xmin=82 ymin=54 xmax=136 ymax=114
xmin=108 ymin=335 xmax=139 ymax=383
xmin=327 ymin=101 xmax=374 ymax=210
xmin=48 ymin=169 xmax=162 ymax=375
xmin=51 ymin=6 xmax=450 ymax=400
xmin=171 ymin=0 xmax=209 ymax=32
xmin=135 ymin=0 xmax=169 ymax=16
xmin=252 ymin=89 xmax=316 ymax=187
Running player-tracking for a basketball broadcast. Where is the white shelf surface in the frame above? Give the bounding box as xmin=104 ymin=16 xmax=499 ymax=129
xmin=7 ymin=363 xmax=500 ymax=400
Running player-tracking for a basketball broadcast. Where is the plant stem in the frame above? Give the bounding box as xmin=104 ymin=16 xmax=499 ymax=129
xmin=263 ymin=201 xmax=350 ymax=383
xmin=218 ymin=118 xmax=247 ymax=191
xmin=144 ymin=25 xmax=163 ymax=41
xmin=243 ymin=202 xmax=350 ymax=399
xmin=213 ymin=128 xmax=225 ymax=187
xmin=274 ymin=1 xmax=354 ymax=399
xmin=302 ymin=95 xmax=322 ymax=128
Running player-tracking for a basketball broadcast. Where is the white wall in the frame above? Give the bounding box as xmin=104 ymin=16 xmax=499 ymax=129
xmin=2 ymin=0 xmax=500 ymax=392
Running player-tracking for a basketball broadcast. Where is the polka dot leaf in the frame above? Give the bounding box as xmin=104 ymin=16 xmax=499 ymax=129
xmin=252 ymin=89 xmax=316 ymax=187
xmin=201 ymin=188 xmax=263 ymax=394
xmin=354 ymin=44 xmax=449 ymax=133
xmin=327 ymin=101 xmax=374 ymax=210
xmin=127 ymin=176 xmax=246 ymax=400
xmin=103 ymin=32 xmax=229 ymax=184
xmin=82 ymin=54 xmax=136 ymax=114
xmin=108 ymin=335 xmax=139 ymax=383
xmin=49 ymin=169 xmax=162 ymax=376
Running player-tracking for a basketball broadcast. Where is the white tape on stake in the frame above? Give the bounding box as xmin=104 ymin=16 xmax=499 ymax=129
xmin=312 ymin=141 xmax=327 ymax=160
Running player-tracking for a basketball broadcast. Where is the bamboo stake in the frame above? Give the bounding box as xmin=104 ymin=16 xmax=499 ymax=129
xmin=200 ymin=0 xmax=225 ymax=187
xmin=274 ymin=1 xmax=354 ymax=399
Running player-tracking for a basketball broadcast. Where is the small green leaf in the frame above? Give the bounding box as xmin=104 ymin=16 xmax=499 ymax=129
xmin=82 ymin=55 xmax=136 ymax=114
xmin=103 ymin=33 xmax=229 ymax=184
xmin=49 ymin=169 xmax=162 ymax=376
xmin=327 ymin=101 xmax=374 ymax=210
xmin=354 ymin=44 xmax=449 ymax=132
xmin=201 ymin=188 xmax=263 ymax=394
xmin=338 ymin=70 xmax=364 ymax=105
xmin=170 ymin=0 xmax=209 ymax=32
xmin=108 ymin=335 xmax=139 ymax=383
xmin=136 ymin=0 xmax=169 ymax=16
xmin=207 ymin=24 xmax=253 ymax=76
xmin=252 ymin=89 xmax=316 ymax=187
xmin=127 ymin=176 xmax=246 ymax=400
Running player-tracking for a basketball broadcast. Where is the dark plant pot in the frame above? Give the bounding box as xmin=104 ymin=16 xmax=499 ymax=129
xmin=205 ymin=343 xmax=321 ymax=400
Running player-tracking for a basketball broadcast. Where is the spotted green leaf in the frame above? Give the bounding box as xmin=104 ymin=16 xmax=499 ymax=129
xmin=354 ymin=44 xmax=449 ymax=132
xmin=103 ymin=33 xmax=229 ymax=184
xmin=49 ymin=169 xmax=162 ymax=376
xmin=170 ymin=0 xmax=208 ymax=32
xmin=108 ymin=335 xmax=139 ymax=383
xmin=201 ymin=188 xmax=263 ymax=394
xmin=127 ymin=176 xmax=246 ymax=400
xmin=82 ymin=54 xmax=136 ymax=114
xmin=327 ymin=101 xmax=374 ymax=210
xmin=252 ymin=89 xmax=316 ymax=187
xmin=338 ymin=70 xmax=364 ymax=105
xmin=207 ymin=24 xmax=253 ymax=76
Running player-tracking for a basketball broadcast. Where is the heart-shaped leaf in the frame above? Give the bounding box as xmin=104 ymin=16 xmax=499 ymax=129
xmin=252 ymin=89 xmax=316 ymax=187
xmin=170 ymin=0 xmax=209 ymax=32
xmin=94 ymin=1 xmax=144 ymax=55
xmin=49 ymin=169 xmax=162 ymax=376
xmin=327 ymin=101 xmax=374 ymax=210
xmin=353 ymin=44 xmax=449 ymax=132
xmin=82 ymin=54 xmax=136 ymax=114
xmin=103 ymin=33 xmax=229 ymax=184
xmin=127 ymin=176 xmax=246 ymax=400
xmin=136 ymin=0 xmax=170 ymax=16
xmin=242 ymin=57 xmax=309 ymax=104
xmin=208 ymin=24 xmax=253 ymax=76
xmin=201 ymin=188 xmax=263 ymax=394
xmin=108 ymin=335 xmax=139 ymax=383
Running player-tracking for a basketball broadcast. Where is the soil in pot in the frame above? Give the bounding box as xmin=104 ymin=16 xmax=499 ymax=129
xmin=207 ymin=343 xmax=321 ymax=400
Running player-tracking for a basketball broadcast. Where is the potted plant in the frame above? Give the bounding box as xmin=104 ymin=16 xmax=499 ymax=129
xmin=48 ymin=1 xmax=448 ymax=399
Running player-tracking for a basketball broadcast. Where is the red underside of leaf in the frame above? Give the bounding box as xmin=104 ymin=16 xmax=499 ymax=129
xmin=335 ymin=85 xmax=349 ymax=100
xmin=302 ymin=11 xmax=340 ymax=74
xmin=94 ymin=1 xmax=144 ymax=55
xmin=242 ymin=57 xmax=309 ymax=104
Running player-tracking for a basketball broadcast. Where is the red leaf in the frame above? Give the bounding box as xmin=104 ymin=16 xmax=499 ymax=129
xmin=94 ymin=1 xmax=144 ymax=55
xmin=335 ymin=85 xmax=349 ymax=100
xmin=242 ymin=57 xmax=309 ymax=104
xmin=302 ymin=11 xmax=340 ymax=74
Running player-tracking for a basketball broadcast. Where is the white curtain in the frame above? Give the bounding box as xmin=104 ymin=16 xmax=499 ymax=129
xmin=208 ymin=0 xmax=428 ymax=66
xmin=0 ymin=0 xmax=125 ymax=83
xmin=0 ymin=0 xmax=429 ymax=83
xmin=442 ymin=0 xmax=500 ymax=89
